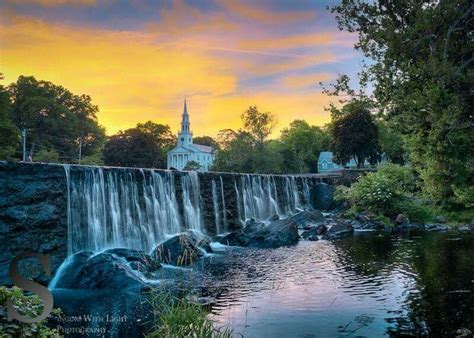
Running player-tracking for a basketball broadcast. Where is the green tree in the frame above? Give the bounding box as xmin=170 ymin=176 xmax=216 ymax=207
xmin=329 ymin=1 xmax=473 ymax=208
xmin=279 ymin=120 xmax=330 ymax=173
xmin=7 ymin=76 xmax=106 ymax=162
xmin=103 ymin=128 xmax=160 ymax=168
xmin=241 ymin=106 xmax=276 ymax=146
xmin=0 ymin=86 xmax=19 ymax=159
xmin=136 ymin=121 xmax=176 ymax=168
xmin=34 ymin=148 xmax=60 ymax=163
xmin=377 ymin=120 xmax=405 ymax=164
xmin=193 ymin=135 xmax=219 ymax=150
xmin=183 ymin=160 xmax=201 ymax=171
xmin=330 ymin=101 xmax=380 ymax=168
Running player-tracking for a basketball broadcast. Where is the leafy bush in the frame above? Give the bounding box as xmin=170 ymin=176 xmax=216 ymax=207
xmin=377 ymin=163 xmax=417 ymax=193
xmin=147 ymin=290 xmax=234 ymax=338
xmin=0 ymin=286 xmax=62 ymax=337
xmin=34 ymin=149 xmax=60 ymax=163
xmin=393 ymin=200 xmax=434 ymax=224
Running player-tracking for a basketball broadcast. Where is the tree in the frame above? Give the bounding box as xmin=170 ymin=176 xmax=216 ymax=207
xmin=329 ymin=1 xmax=473 ymax=208
xmin=377 ymin=120 xmax=406 ymax=164
xmin=183 ymin=160 xmax=201 ymax=171
xmin=103 ymin=128 xmax=160 ymax=168
xmin=193 ymin=135 xmax=219 ymax=150
xmin=279 ymin=120 xmax=330 ymax=173
xmin=136 ymin=121 xmax=175 ymax=168
xmin=34 ymin=149 xmax=60 ymax=163
xmin=241 ymin=106 xmax=276 ymax=146
xmin=0 ymin=86 xmax=19 ymax=159
xmin=7 ymin=76 xmax=106 ymax=162
xmin=330 ymin=101 xmax=380 ymax=168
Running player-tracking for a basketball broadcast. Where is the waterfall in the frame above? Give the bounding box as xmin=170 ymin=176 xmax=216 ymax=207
xmin=180 ymin=171 xmax=203 ymax=232
xmin=220 ymin=176 xmax=228 ymax=232
xmin=212 ymin=180 xmax=221 ymax=233
xmin=212 ymin=177 xmax=229 ymax=234
xmin=64 ymin=166 xmax=203 ymax=254
xmin=236 ymin=174 xmax=312 ymax=223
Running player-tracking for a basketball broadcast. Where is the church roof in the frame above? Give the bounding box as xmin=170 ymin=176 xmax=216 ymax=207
xmin=168 ymin=143 xmax=214 ymax=154
xmin=192 ymin=144 xmax=213 ymax=153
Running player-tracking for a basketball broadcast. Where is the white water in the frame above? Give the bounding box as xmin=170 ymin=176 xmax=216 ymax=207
xmin=63 ymin=166 xmax=314 ymax=254
xmin=65 ymin=166 xmax=202 ymax=253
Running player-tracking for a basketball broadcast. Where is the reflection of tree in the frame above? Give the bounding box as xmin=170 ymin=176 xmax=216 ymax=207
xmin=397 ymin=234 xmax=474 ymax=337
xmin=332 ymin=234 xmax=396 ymax=276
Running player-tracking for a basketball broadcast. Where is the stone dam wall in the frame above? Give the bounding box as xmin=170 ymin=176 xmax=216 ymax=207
xmin=0 ymin=162 xmax=359 ymax=286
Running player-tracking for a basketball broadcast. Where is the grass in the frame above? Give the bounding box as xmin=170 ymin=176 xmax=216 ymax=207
xmin=146 ymin=289 xmax=236 ymax=338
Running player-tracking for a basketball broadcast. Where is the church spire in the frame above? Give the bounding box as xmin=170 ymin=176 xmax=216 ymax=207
xmin=178 ymin=99 xmax=192 ymax=146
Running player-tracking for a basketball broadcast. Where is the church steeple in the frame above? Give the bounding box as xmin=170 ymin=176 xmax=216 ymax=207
xmin=178 ymin=99 xmax=193 ymax=147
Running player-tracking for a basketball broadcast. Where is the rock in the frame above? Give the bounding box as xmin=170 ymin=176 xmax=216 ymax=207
xmin=394 ymin=214 xmax=408 ymax=225
xmin=103 ymin=248 xmax=160 ymax=271
xmin=49 ymin=251 xmax=93 ymax=288
xmin=356 ymin=211 xmax=376 ymax=223
xmin=301 ymin=228 xmax=319 ymax=241
xmin=316 ymin=224 xmax=328 ymax=235
xmin=456 ymin=328 xmax=472 ymax=338
xmin=219 ymin=218 xmax=299 ymax=248
xmin=267 ymin=214 xmax=280 ymax=222
xmin=425 ymin=224 xmax=449 ymax=232
xmin=324 ymin=221 xmax=353 ymax=240
xmin=71 ymin=253 xmax=148 ymax=289
xmin=289 ymin=210 xmax=325 ymax=229
xmin=186 ymin=230 xmax=213 ymax=253
xmin=458 ymin=225 xmax=473 ymax=233
xmin=434 ymin=215 xmax=447 ymax=223
xmin=151 ymin=234 xmax=202 ymax=266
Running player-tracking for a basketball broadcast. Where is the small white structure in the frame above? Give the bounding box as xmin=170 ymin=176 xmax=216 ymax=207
xmin=167 ymin=100 xmax=215 ymax=171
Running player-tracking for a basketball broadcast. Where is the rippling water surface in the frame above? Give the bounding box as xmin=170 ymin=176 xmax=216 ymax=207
xmin=193 ymin=232 xmax=474 ymax=337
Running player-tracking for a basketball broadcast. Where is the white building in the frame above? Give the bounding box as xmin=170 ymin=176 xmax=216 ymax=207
xmin=167 ymin=100 xmax=215 ymax=171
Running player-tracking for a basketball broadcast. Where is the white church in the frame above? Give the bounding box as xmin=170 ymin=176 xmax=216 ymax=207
xmin=167 ymin=100 xmax=215 ymax=171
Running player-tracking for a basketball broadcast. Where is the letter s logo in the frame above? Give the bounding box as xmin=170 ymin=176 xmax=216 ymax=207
xmin=7 ymin=253 xmax=54 ymax=323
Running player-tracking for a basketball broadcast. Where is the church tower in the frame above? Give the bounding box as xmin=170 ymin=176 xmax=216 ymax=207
xmin=178 ymin=99 xmax=193 ymax=147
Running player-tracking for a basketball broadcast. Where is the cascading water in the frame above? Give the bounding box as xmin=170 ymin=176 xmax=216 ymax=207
xmin=236 ymin=175 xmax=313 ymax=224
xmin=64 ymin=166 xmax=202 ymax=254
xmin=212 ymin=178 xmax=229 ymax=234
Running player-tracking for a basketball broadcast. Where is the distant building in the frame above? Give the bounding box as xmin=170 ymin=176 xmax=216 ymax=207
xmin=167 ymin=100 xmax=215 ymax=171
xmin=317 ymin=151 xmax=388 ymax=172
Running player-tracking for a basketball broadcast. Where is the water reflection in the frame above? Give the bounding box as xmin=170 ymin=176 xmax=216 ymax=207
xmin=199 ymin=233 xmax=474 ymax=337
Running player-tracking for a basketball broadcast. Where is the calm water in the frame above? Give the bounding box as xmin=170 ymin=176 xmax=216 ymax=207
xmin=197 ymin=232 xmax=474 ymax=337
xmin=52 ymin=232 xmax=474 ymax=337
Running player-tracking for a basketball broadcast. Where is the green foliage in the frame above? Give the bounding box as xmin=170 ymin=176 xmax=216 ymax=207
xmin=0 ymin=86 xmax=19 ymax=160
xmin=0 ymin=286 xmax=62 ymax=337
xmin=193 ymin=136 xmax=219 ymax=150
xmin=147 ymin=290 xmax=234 ymax=338
xmin=347 ymin=171 xmax=402 ymax=213
xmin=279 ymin=120 xmax=330 ymax=173
xmin=329 ymin=1 xmax=473 ymax=209
xmin=183 ymin=160 xmax=201 ymax=171
xmin=330 ymin=101 xmax=381 ymax=168
xmin=377 ymin=120 xmax=405 ymax=164
xmin=241 ymin=105 xmax=275 ymax=146
xmin=78 ymin=151 xmax=104 ymax=166
xmin=393 ymin=200 xmax=434 ymax=224
xmin=34 ymin=148 xmax=60 ymax=163
xmin=341 ymin=164 xmax=417 ymax=215
xmin=7 ymin=75 xmax=106 ymax=162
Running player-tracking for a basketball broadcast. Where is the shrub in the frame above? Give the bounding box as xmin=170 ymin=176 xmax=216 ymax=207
xmin=0 ymin=286 xmax=62 ymax=337
xmin=377 ymin=163 xmax=417 ymax=193
xmin=393 ymin=200 xmax=434 ymax=224
xmin=34 ymin=149 xmax=60 ymax=163
xmin=147 ymin=290 xmax=234 ymax=338
xmin=346 ymin=171 xmax=402 ymax=213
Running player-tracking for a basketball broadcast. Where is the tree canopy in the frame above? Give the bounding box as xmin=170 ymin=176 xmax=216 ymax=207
xmin=103 ymin=121 xmax=175 ymax=169
xmin=330 ymin=101 xmax=380 ymax=168
xmin=6 ymin=76 xmax=106 ymax=162
xmin=0 ymin=86 xmax=19 ymax=159
xmin=329 ymin=0 xmax=473 ymax=208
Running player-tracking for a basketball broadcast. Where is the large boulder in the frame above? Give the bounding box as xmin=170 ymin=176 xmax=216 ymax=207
xmin=289 ymin=210 xmax=325 ymax=229
xmin=103 ymin=248 xmax=160 ymax=272
xmin=68 ymin=252 xmax=149 ymax=289
xmin=219 ymin=217 xmax=299 ymax=248
xmin=323 ymin=221 xmax=354 ymax=240
xmin=151 ymin=234 xmax=202 ymax=266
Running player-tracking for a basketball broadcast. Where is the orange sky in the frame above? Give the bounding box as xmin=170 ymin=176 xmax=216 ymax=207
xmin=0 ymin=0 xmax=361 ymax=137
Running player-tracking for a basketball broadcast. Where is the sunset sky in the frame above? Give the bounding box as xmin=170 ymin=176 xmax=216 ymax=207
xmin=0 ymin=0 xmax=362 ymax=137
